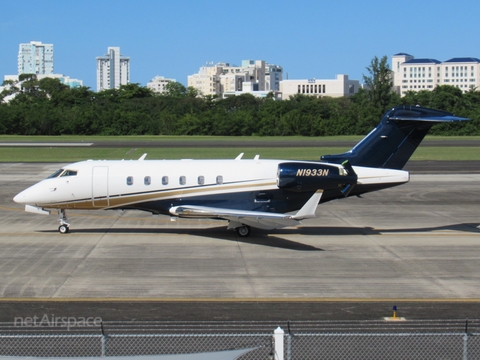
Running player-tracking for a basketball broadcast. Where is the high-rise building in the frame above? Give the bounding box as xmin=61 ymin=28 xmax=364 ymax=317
xmin=96 ymin=47 xmax=130 ymax=92
xmin=18 ymin=41 xmax=54 ymax=75
xmin=392 ymin=53 xmax=480 ymax=96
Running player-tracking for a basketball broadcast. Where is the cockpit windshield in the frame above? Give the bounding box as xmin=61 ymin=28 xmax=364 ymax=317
xmin=47 ymin=169 xmax=65 ymax=179
xmin=46 ymin=169 xmax=78 ymax=179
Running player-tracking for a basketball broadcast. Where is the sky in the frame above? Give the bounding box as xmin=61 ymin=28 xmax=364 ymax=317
xmin=2 ymin=0 xmax=479 ymax=90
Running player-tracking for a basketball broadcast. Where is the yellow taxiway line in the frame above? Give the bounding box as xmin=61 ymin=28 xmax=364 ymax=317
xmin=1 ymin=298 xmax=480 ymax=303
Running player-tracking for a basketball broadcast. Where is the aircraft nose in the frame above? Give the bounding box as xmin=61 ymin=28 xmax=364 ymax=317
xmin=14 ymin=187 xmax=38 ymax=204
xmin=13 ymin=190 xmax=27 ymax=204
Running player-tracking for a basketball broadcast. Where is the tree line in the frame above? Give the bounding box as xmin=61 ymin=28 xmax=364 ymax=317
xmin=1 ymin=56 xmax=479 ymax=136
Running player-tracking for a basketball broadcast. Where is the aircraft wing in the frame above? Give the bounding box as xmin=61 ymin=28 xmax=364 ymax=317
xmin=169 ymin=190 xmax=323 ymax=230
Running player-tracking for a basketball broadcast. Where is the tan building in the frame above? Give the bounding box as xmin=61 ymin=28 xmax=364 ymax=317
xmin=279 ymin=74 xmax=359 ymax=99
xmin=188 ymin=60 xmax=282 ymax=98
xmin=187 ymin=62 xmax=222 ymax=96
xmin=392 ymin=53 xmax=480 ymax=96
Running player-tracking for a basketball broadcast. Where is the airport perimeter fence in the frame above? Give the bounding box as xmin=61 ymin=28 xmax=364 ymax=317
xmin=0 ymin=319 xmax=479 ymax=359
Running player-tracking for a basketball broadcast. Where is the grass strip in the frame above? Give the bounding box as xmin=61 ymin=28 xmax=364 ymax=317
xmin=0 ymin=147 xmax=479 ymax=162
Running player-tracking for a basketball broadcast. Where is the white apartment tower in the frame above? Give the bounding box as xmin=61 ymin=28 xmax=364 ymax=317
xmin=96 ymin=47 xmax=130 ymax=91
xmin=18 ymin=41 xmax=54 ymax=75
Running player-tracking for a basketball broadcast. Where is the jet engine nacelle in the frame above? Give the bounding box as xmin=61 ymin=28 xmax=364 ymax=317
xmin=277 ymin=162 xmax=357 ymax=193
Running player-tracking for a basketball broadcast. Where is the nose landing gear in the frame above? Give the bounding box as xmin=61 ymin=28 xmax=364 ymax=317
xmin=58 ymin=209 xmax=70 ymax=234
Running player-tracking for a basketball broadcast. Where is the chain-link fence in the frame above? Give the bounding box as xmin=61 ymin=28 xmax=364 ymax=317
xmin=0 ymin=333 xmax=271 ymax=359
xmin=0 ymin=320 xmax=479 ymax=359
xmin=286 ymin=333 xmax=480 ymax=359
xmin=0 ymin=334 xmax=103 ymax=357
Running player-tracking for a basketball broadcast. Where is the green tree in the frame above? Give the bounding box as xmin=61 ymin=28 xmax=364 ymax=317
xmin=363 ymin=55 xmax=399 ymax=114
xmin=164 ymin=82 xmax=199 ymax=98
xmin=117 ymin=83 xmax=154 ymax=100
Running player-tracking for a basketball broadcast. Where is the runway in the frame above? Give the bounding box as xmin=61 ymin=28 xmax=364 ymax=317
xmin=1 ymin=163 xmax=479 ymax=320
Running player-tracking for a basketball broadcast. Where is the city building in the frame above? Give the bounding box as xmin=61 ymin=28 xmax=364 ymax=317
xmin=265 ymin=63 xmax=283 ymax=93
xmin=39 ymin=74 xmax=83 ymax=87
xmin=1 ymin=74 xmax=83 ymax=103
xmin=392 ymin=53 xmax=480 ymax=96
xmin=147 ymin=76 xmax=176 ymax=94
xmin=96 ymin=47 xmax=130 ymax=91
xmin=4 ymin=74 xmax=82 ymax=88
xmin=18 ymin=41 xmax=54 ymax=75
xmin=280 ymin=75 xmax=359 ymax=99
xmin=188 ymin=60 xmax=283 ymax=98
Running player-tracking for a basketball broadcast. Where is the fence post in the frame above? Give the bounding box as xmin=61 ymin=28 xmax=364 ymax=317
xmin=286 ymin=321 xmax=292 ymax=360
xmin=100 ymin=321 xmax=106 ymax=357
xmin=274 ymin=327 xmax=284 ymax=360
xmin=463 ymin=318 xmax=469 ymax=360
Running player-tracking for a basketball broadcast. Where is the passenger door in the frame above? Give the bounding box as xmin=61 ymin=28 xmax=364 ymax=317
xmin=92 ymin=166 xmax=109 ymax=207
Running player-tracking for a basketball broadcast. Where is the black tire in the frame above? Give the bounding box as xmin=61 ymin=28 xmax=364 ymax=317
xmin=236 ymin=225 xmax=251 ymax=237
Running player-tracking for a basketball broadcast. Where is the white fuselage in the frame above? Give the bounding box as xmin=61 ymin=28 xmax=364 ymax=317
xmin=14 ymin=158 xmax=409 ymax=214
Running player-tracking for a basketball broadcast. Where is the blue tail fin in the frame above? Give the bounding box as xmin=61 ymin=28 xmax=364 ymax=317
xmin=321 ymin=106 xmax=470 ymax=169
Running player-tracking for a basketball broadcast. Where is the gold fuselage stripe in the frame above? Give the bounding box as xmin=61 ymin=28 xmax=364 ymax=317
xmin=44 ymin=180 xmax=278 ymax=210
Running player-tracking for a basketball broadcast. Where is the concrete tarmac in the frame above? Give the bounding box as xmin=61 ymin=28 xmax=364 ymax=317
xmin=0 ymin=163 xmax=479 ymax=320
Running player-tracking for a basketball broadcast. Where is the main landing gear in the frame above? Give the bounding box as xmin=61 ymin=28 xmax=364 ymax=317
xmin=235 ymin=225 xmax=251 ymax=238
xmin=58 ymin=209 xmax=70 ymax=234
xmin=228 ymin=221 xmax=251 ymax=237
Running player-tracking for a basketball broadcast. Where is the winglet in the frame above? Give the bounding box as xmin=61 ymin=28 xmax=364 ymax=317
xmin=138 ymin=153 xmax=147 ymax=161
xmin=293 ymin=190 xmax=323 ymax=219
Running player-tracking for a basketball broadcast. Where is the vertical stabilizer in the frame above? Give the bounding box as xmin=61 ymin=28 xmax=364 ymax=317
xmin=321 ymin=106 xmax=469 ymax=169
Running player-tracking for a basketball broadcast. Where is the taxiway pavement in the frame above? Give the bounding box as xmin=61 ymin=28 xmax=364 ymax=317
xmin=0 ymin=163 xmax=479 ymax=320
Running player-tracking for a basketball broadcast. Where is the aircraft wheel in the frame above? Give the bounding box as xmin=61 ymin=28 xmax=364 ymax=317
xmin=58 ymin=225 xmax=69 ymax=234
xmin=236 ymin=225 xmax=250 ymax=237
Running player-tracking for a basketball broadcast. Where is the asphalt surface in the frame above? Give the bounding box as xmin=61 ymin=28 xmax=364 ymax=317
xmin=1 ymin=300 xmax=479 ymax=323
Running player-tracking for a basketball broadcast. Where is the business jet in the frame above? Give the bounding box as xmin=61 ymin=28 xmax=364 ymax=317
xmin=13 ymin=106 xmax=468 ymax=237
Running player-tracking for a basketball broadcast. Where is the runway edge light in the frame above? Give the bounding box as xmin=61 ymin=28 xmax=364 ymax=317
xmin=384 ymin=304 xmax=406 ymax=321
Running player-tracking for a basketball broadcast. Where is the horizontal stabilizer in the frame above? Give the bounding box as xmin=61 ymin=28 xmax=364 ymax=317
xmin=388 ymin=107 xmax=470 ymax=122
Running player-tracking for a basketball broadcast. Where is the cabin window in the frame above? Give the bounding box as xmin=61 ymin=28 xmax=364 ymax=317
xmin=162 ymin=176 xmax=169 ymax=185
xmin=216 ymin=175 xmax=223 ymax=185
xmin=179 ymin=176 xmax=186 ymax=185
xmin=126 ymin=176 xmax=134 ymax=186
xmin=144 ymin=176 xmax=151 ymax=186
xmin=198 ymin=176 xmax=205 ymax=185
